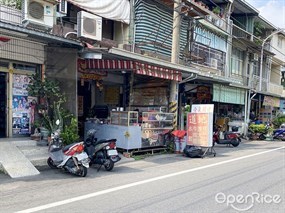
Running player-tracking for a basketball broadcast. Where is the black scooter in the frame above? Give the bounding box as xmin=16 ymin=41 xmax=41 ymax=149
xmin=84 ymin=129 xmax=121 ymax=171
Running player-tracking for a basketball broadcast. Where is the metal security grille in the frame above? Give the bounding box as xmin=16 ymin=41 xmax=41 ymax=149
xmin=0 ymin=37 xmax=45 ymax=64
xmin=135 ymin=0 xmax=189 ymax=57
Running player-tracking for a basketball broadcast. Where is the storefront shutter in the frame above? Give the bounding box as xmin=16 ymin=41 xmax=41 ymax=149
xmin=135 ymin=0 xmax=188 ymax=57
xmin=213 ymin=84 xmax=245 ymax=105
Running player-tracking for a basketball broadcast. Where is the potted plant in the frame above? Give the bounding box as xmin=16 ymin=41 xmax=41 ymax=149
xmin=30 ymin=120 xmax=41 ymax=141
xmin=27 ymin=73 xmax=65 ymax=142
xmin=212 ymin=6 xmax=220 ymax=15
xmin=248 ymin=124 xmax=273 ymax=140
xmin=61 ymin=117 xmax=80 ymax=145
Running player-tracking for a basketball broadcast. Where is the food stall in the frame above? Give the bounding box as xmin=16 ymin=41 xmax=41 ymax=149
xmin=84 ymin=111 xmax=174 ymax=150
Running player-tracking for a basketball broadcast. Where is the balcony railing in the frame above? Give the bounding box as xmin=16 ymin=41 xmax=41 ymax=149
xmin=232 ymin=25 xmax=253 ymax=40
xmin=232 ymin=24 xmax=265 ymax=47
xmin=185 ymin=42 xmax=226 ymax=74
xmin=186 ymin=0 xmax=227 ymax=32
xmin=203 ymin=15 xmax=227 ymax=32
xmin=268 ymin=83 xmax=283 ymax=95
xmin=0 ymin=5 xmax=21 ymax=25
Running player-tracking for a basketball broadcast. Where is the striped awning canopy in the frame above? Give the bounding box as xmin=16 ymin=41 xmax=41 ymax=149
xmin=78 ymin=59 xmax=182 ymax=81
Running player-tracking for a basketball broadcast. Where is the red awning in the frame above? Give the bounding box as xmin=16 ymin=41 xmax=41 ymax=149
xmin=78 ymin=59 xmax=182 ymax=81
xmin=0 ymin=36 xmax=10 ymax=47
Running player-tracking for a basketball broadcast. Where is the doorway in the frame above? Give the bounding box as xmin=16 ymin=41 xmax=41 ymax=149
xmin=0 ymin=72 xmax=7 ymax=137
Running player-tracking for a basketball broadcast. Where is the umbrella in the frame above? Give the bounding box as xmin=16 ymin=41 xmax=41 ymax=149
xmin=171 ymin=130 xmax=187 ymax=138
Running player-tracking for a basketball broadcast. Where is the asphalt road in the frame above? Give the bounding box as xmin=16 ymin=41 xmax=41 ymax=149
xmin=0 ymin=140 xmax=284 ymax=213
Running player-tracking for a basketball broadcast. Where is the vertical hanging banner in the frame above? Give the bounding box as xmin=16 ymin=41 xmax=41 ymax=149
xmin=187 ymin=104 xmax=214 ymax=147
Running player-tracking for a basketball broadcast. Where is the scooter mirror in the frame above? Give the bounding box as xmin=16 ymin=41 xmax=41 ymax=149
xmin=56 ymin=119 xmax=60 ymax=125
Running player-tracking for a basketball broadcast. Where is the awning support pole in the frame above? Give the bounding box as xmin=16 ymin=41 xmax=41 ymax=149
xmin=170 ymin=0 xmax=181 ymax=130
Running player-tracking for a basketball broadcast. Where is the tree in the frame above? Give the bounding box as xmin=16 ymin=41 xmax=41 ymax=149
xmin=27 ymin=73 xmax=65 ymax=134
xmin=27 ymin=74 xmax=79 ymax=143
xmin=0 ymin=0 xmax=22 ymax=9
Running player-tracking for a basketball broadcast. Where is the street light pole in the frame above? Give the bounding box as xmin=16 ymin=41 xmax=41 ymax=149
xmin=259 ymin=29 xmax=285 ymax=91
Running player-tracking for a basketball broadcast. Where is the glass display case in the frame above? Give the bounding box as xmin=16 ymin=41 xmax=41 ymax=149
xmin=110 ymin=111 xmax=138 ymax=126
xmin=141 ymin=112 xmax=174 ymax=129
xmin=141 ymin=112 xmax=174 ymax=148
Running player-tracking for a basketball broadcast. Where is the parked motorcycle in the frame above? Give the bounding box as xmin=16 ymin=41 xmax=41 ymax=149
xmin=230 ymin=126 xmax=242 ymax=142
xmin=213 ymin=125 xmax=240 ymax=147
xmin=84 ymin=129 xmax=121 ymax=171
xmin=247 ymin=123 xmax=271 ymax=140
xmin=47 ymin=121 xmax=90 ymax=177
xmin=273 ymin=123 xmax=285 ymax=140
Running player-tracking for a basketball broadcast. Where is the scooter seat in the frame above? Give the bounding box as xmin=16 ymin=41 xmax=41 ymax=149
xmin=95 ymin=139 xmax=117 ymax=145
xmin=62 ymin=142 xmax=78 ymax=152
xmin=50 ymin=147 xmax=62 ymax=152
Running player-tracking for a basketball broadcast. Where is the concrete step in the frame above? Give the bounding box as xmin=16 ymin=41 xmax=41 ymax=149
xmin=15 ymin=141 xmax=49 ymax=169
xmin=0 ymin=142 xmax=40 ymax=178
xmin=11 ymin=139 xmax=46 ymax=147
xmin=18 ymin=145 xmax=49 ymax=157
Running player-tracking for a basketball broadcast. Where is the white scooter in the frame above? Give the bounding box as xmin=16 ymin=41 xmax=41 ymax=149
xmin=47 ymin=120 xmax=90 ymax=177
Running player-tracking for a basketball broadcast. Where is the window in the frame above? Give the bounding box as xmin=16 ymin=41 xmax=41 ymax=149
xmin=231 ymin=48 xmax=243 ymax=76
xmin=277 ymin=36 xmax=283 ymax=48
xmin=13 ymin=63 xmax=37 ymax=72
xmin=0 ymin=61 xmax=9 ymax=68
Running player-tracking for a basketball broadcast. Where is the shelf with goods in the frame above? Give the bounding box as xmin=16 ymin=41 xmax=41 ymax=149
xmin=110 ymin=111 xmax=138 ymax=126
xmin=141 ymin=112 xmax=174 ymax=129
xmin=141 ymin=112 xmax=174 ymax=148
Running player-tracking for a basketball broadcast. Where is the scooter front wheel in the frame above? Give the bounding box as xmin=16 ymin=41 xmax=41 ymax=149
xmin=47 ymin=157 xmax=57 ymax=169
xmin=78 ymin=165 xmax=88 ymax=177
xmin=259 ymin=134 xmax=266 ymax=140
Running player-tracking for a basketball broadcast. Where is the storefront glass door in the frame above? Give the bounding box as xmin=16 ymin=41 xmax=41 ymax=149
xmin=0 ymin=72 xmax=7 ymax=138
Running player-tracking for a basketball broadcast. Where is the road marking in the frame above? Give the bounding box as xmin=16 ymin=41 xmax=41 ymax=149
xmin=17 ymin=146 xmax=285 ymax=213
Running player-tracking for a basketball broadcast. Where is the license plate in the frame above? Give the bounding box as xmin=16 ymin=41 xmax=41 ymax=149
xmin=76 ymin=152 xmax=89 ymax=161
xmin=107 ymin=149 xmax=118 ymax=156
xmin=80 ymin=158 xmax=90 ymax=168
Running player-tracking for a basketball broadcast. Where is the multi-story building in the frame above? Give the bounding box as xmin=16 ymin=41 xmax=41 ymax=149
xmin=0 ymin=1 xmax=81 ymax=138
xmin=229 ymin=0 xmax=285 ymax=126
xmin=0 ymin=0 xmax=284 ymax=140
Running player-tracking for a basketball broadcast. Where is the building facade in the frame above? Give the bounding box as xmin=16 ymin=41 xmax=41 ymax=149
xmin=0 ymin=0 xmax=284 ymax=138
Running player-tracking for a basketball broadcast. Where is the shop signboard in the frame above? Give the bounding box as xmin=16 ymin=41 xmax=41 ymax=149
xmin=263 ymin=96 xmax=280 ymax=108
xmin=186 ymin=104 xmax=214 ymax=147
xmin=191 ymin=104 xmax=214 ymax=113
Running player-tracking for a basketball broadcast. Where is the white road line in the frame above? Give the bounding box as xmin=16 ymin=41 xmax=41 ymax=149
xmin=16 ymin=146 xmax=285 ymax=213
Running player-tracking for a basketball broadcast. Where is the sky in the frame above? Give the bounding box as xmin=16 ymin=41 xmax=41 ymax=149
xmin=246 ymin=0 xmax=285 ymax=29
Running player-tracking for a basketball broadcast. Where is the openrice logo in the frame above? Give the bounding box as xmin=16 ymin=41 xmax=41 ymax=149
xmin=215 ymin=192 xmax=282 ymax=211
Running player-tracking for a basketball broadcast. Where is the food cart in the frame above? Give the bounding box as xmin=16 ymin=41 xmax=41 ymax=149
xmin=84 ymin=111 xmax=174 ymax=150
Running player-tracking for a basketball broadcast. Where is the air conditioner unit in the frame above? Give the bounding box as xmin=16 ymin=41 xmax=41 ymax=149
xmin=22 ymin=0 xmax=55 ymax=29
xmin=77 ymin=11 xmax=102 ymax=41
xmin=210 ymin=58 xmax=218 ymax=69
xmin=57 ymin=0 xmax=67 ymax=14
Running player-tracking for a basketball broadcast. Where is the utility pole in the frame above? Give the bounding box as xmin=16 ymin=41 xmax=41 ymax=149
xmin=170 ymin=0 xmax=181 ymax=130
